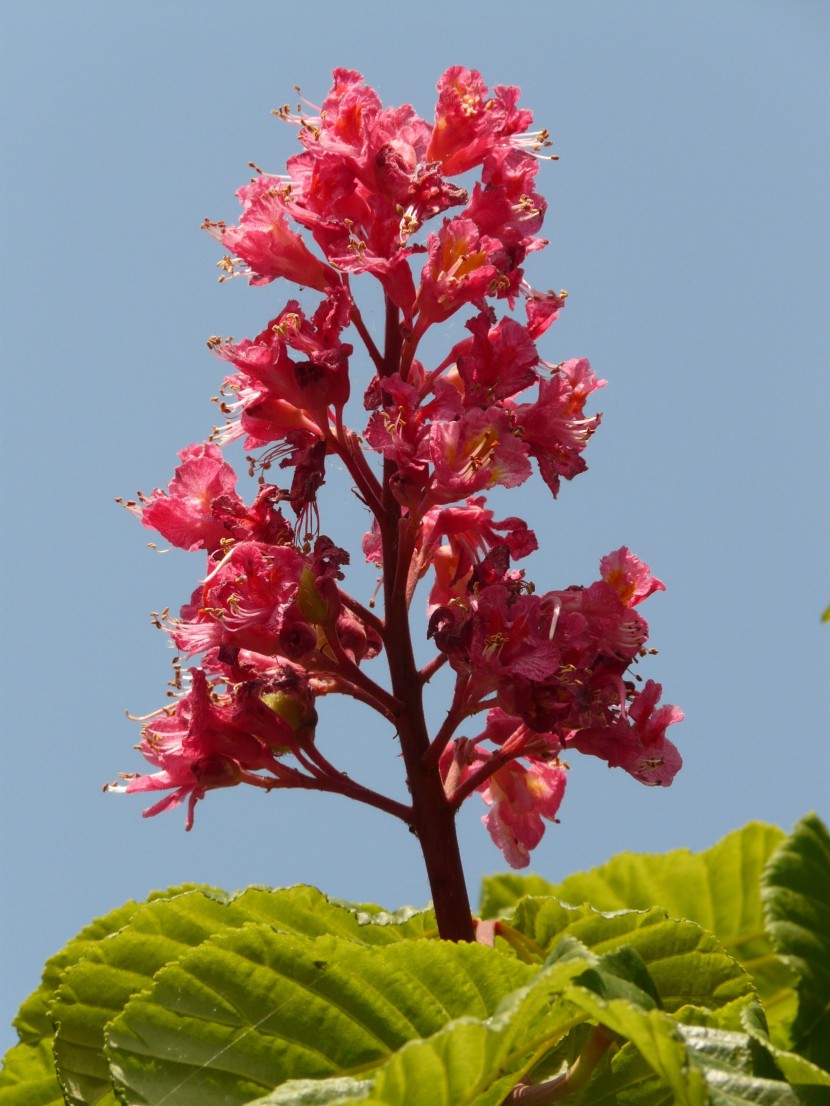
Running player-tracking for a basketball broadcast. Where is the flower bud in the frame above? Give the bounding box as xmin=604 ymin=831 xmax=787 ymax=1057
xmin=260 ymin=688 xmax=318 ymax=747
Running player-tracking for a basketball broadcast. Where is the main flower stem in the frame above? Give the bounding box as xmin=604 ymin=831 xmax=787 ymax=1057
xmin=385 ymin=569 xmax=476 ymax=942
xmin=379 ymin=295 xmax=475 ymax=944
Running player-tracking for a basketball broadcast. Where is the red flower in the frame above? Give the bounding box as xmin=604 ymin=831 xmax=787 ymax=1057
xmin=214 ymin=175 xmax=335 ymax=290
xmin=131 ymin=442 xmax=293 ymax=554
xmin=427 ymin=67 xmax=535 ymax=176
xmin=112 ymin=669 xmax=285 ymax=829
xmin=511 ymin=359 xmax=606 ymax=496
xmin=134 ymin=442 xmax=239 ymax=553
xmin=481 ymin=758 xmax=567 ymax=869
xmin=567 ymin=680 xmax=684 ymax=787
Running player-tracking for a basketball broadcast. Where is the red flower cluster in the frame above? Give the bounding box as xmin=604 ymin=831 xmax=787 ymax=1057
xmin=112 ymin=68 xmax=682 ymax=870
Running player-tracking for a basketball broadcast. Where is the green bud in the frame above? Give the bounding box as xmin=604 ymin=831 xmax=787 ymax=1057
xmin=296 ymin=565 xmax=330 ymax=625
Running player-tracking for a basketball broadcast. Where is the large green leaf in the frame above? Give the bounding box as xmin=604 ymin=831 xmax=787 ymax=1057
xmin=49 ymin=885 xmax=436 ymax=1106
xmin=49 ymin=888 xmax=232 ymax=1106
xmin=247 ymin=942 xmax=770 ymax=1106
xmin=762 ymin=813 xmax=830 ymax=1073
xmin=5 ymin=886 xmax=226 ymax=1106
xmin=742 ymin=1001 xmax=830 ymax=1097
xmin=482 ymin=822 xmax=796 ymax=1037
xmin=13 ymin=902 xmax=148 ymax=1048
xmin=501 ymin=899 xmax=756 ymax=1029
xmin=105 ymin=927 xmax=540 ymax=1106
xmin=245 ymin=941 xmax=598 ymax=1106
xmin=582 ymin=1023 xmax=801 ymax=1106
xmin=0 ymin=1040 xmax=64 ymax=1106
xmin=12 ymin=886 xmax=218 ymax=1048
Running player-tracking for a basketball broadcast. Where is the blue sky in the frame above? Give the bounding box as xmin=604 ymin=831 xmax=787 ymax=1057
xmin=1 ymin=1 xmax=828 ymax=1052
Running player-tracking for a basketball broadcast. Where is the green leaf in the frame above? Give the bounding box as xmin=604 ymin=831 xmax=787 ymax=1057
xmin=478 ymin=872 xmax=557 ymax=918
xmin=762 ymin=814 xmax=830 ymax=1072
xmin=13 ymin=900 xmax=147 ymax=1047
xmin=49 ymin=887 xmax=231 ymax=1106
xmin=11 ymin=884 xmax=222 ymax=1049
xmin=562 ymin=1003 xmax=802 ymax=1106
xmin=565 ymin=986 xmax=709 ymax=1106
xmin=483 ymin=822 xmax=797 ymax=1038
xmin=49 ymin=885 xmax=436 ymax=1106
xmin=105 ymin=926 xmax=538 ymax=1106
xmin=0 ymin=1040 xmax=64 ymax=1106
xmin=246 ymin=944 xmax=596 ymax=1106
xmin=247 ymin=940 xmax=726 ymax=1106
xmin=742 ymin=1002 xmax=830 ymax=1092
xmin=4 ymin=886 xmax=224 ymax=1106
xmin=580 ymin=1024 xmax=801 ymax=1106
xmin=681 ymin=1025 xmax=802 ymax=1106
xmin=504 ymin=899 xmax=756 ymax=1022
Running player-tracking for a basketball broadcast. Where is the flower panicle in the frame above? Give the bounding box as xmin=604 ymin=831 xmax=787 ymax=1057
xmin=114 ymin=67 xmax=681 ymax=871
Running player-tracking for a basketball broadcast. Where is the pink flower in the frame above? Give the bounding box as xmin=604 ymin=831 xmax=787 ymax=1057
xmin=557 ymin=580 xmax=650 ymax=662
xmin=449 ymin=312 xmax=540 ymax=407
xmin=427 ymin=68 xmax=535 ymax=175
xmin=481 ymin=757 xmax=567 ymax=869
xmin=426 ymin=405 xmax=532 ymax=501
xmin=114 ymin=669 xmax=284 ymax=829
xmin=213 ymin=175 xmax=336 ymax=291
xmin=130 ymin=443 xmax=295 ymax=555
xmin=171 ymin=542 xmax=310 ymax=659
xmin=467 ymin=585 xmax=561 ymax=687
xmin=417 ymin=497 xmax=537 ymax=611
xmin=600 ymin=547 xmax=666 ymax=607
xmin=464 ymin=149 xmax=547 ymax=255
xmin=214 ymin=307 xmax=351 ymax=447
xmin=135 ymin=442 xmax=239 ymax=553
xmin=512 ymin=359 xmax=605 ymax=496
xmin=524 ymin=286 xmax=567 ymax=339
xmin=414 ymin=217 xmax=505 ymax=327
xmin=567 ymin=680 xmax=684 ymax=787
xmin=363 ymin=373 xmax=430 ymax=482
xmin=210 ymin=482 xmax=294 ymax=548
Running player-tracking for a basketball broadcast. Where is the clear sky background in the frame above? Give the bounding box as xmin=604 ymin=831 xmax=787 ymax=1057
xmin=1 ymin=1 xmax=828 ymax=1053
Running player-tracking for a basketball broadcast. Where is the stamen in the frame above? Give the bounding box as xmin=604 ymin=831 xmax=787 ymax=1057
xmin=510 ymin=128 xmax=558 ymax=160
xmin=547 ymin=598 xmax=562 ymax=640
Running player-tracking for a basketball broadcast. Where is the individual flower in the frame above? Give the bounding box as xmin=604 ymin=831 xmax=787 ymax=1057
xmin=170 ymin=541 xmax=311 ymax=659
xmin=566 ymin=680 xmax=684 ymax=787
xmin=109 ymin=669 xmax=287 ymax=829
xmin=414 ymin=217 xmax=506 ymax=328
xmin=600 ymin=546 xmax=666 ymax=606
xmin=511 ymin=359 xmax=606 ymax=496
xmin=123 ymin=442 xmax=295 ymax=555
xmin=448 ymin=311 xmax=541 ymax=407
xmin=207 ymin=175 xmax=337 ymax=290
xmin=417 ymin=497 xmax=537 ymax=610
xmin=426 ymin=404 xmax=532 ymax=501
xmin=481 ymin=757 xmax=567 ymax=868
xmin=128 ymin=442 xmax=240 ymax=553
xmin=213 ymin=303 xmax=351 ymax=448
xmin=427 ymin=67 xmax=536 ymax=175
